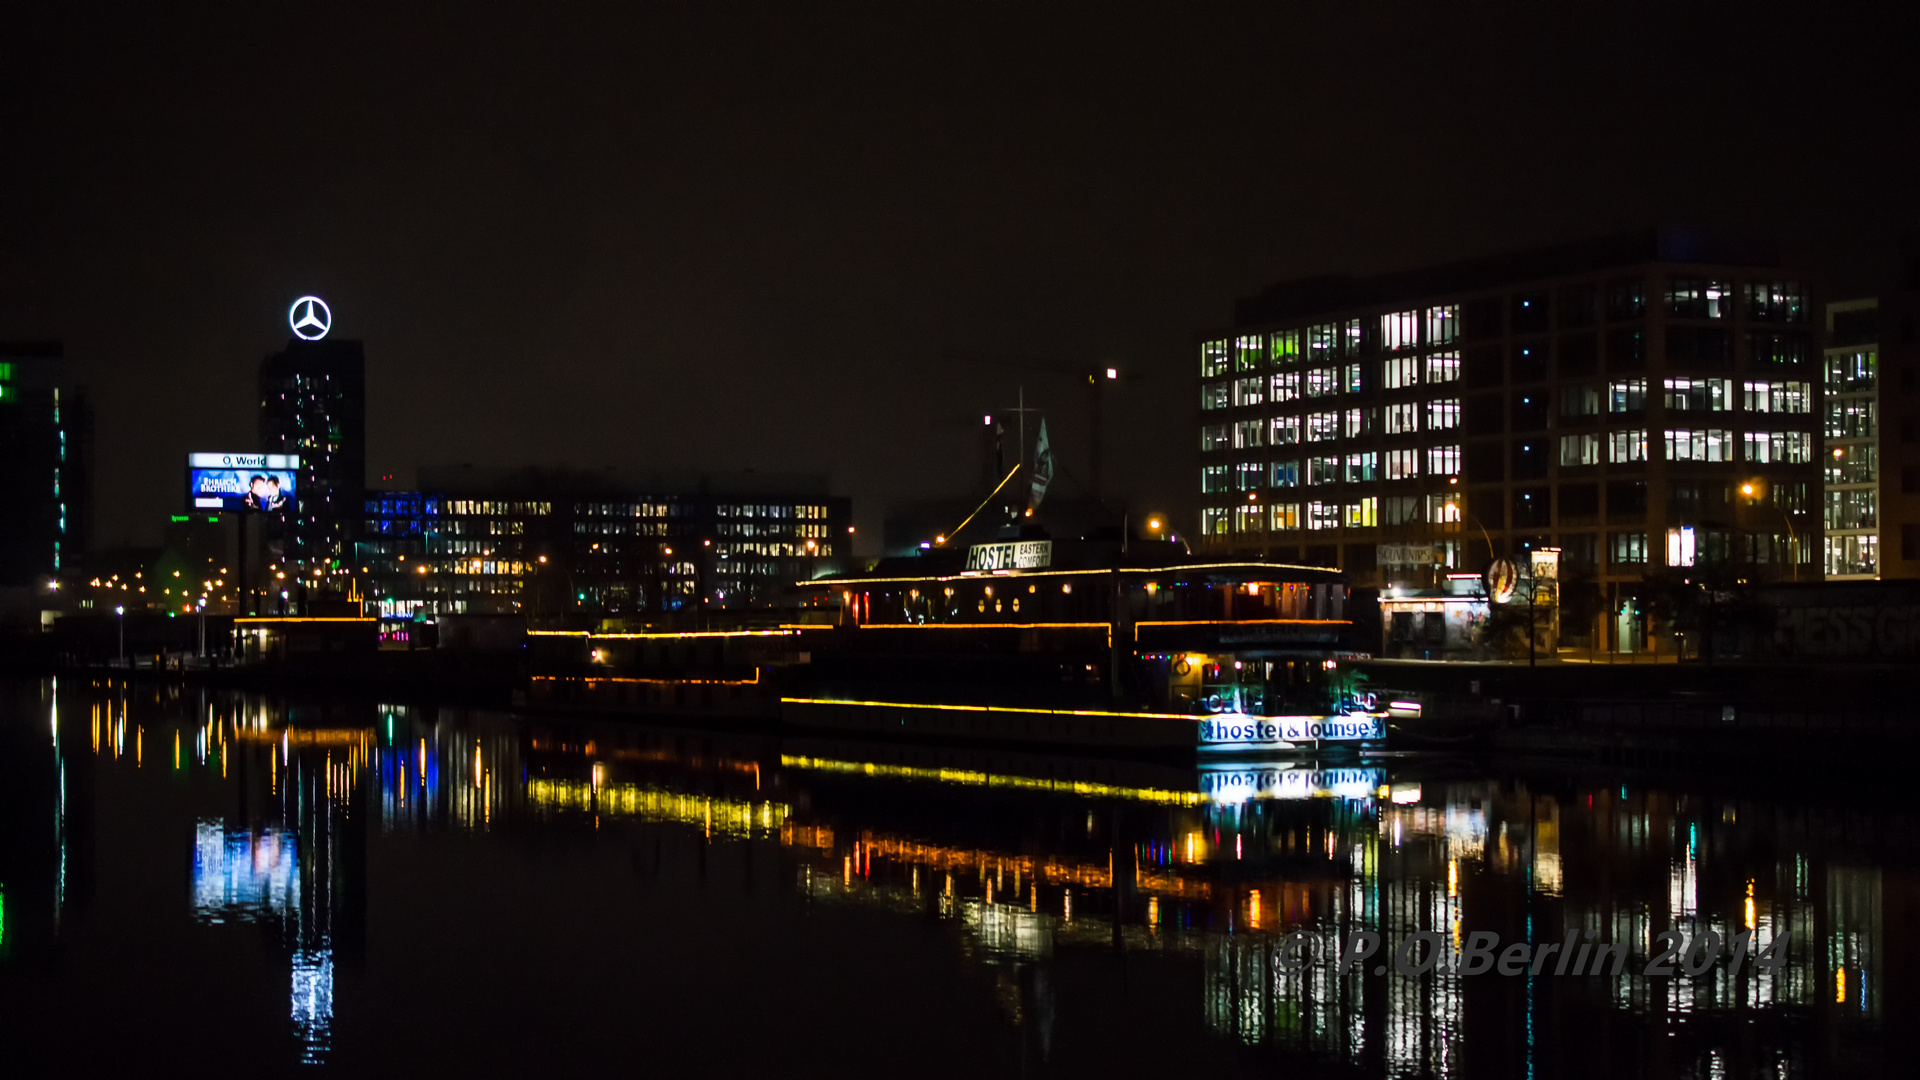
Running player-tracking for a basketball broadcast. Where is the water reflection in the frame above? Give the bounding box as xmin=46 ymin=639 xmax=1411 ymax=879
xmin=0 ymin=677 xmax=1908 ymax=1076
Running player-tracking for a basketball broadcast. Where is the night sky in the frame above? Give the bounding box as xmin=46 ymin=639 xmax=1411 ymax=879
xmin=3 ymin=4 xmax=1914 ymax=549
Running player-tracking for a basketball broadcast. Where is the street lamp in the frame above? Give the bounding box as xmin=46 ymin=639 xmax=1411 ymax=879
xmin=116 ymin=604 xmax=125 ymax=664
xmin=1740 ymin=481 xmax=1800 ymax=583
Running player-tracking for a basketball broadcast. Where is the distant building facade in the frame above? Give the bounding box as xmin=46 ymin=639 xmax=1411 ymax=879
xmin=355 ymin=466 xmax=851 ymax=619
xmin=1 ymin=342 xmax=90 ymax=593
xmin=1198 ymin=231 xmax=1822 ymax=627
xmin=259 ymin=337 xmax=366 ymax=583
xmin=1822 ymin=275 xmax=1920 ymax=579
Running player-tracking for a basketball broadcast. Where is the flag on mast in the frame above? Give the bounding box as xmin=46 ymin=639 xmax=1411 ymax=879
xmin=1027 ymin=418 xmax=1054 ymax=512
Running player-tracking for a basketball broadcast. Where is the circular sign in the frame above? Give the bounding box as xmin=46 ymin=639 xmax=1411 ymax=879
xmin=288 ymin=296 xmax=332 ymax=341
xmin=1485 ymin=559 xmax=1519 ymax=604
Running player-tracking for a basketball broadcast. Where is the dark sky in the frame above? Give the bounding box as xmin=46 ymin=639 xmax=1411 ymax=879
xmin=3 ymin=4 xmax=1914 ymax=548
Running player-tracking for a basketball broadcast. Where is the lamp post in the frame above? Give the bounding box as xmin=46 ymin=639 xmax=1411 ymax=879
xmin=1741 ymin=482 xmax=1800 ymax=583
xmin=116 ymin=604 xmax=125 ymax=665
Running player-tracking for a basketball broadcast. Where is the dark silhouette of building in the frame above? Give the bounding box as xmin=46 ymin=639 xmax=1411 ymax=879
xmin=259 ymin=337 xmax=366 ymax=586
xmin=1 ymin=342 xmax=91 ymax=604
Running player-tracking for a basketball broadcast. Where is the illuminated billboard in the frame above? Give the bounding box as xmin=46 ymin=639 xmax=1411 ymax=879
xmin=188 ymin=452 xmax=300 ymax=513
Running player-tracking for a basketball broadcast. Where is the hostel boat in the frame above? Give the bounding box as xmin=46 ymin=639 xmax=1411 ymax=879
xmin=787 ymin=533 xmax=1383 ymax=757
xmin=526 ymin=531 xmax=1387 ymax=759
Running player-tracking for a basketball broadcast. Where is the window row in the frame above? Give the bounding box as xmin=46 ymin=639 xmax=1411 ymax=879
xmin=1200 ymin=494 xmax=1465 ymax=535
xmin=1201 ymin=282 xmax=1806 ymax=376
xmin=1200 ymin=447 xmax=1464 ymax=492
xmin=1557 ymin=430 xmax=1812 ymax=465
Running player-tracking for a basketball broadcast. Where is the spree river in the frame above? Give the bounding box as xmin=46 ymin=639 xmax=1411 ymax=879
xmin=0 ymin=678 xmax=1906 ymax=1078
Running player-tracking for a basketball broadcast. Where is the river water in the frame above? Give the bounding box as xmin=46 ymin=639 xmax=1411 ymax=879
xmin=0 ymin=678 xmax=1907 ymax=1077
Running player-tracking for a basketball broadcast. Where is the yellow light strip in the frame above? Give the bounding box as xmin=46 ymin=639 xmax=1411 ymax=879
xmin=780 ymin=696 xmax=1206 ymax=722
xmin=939 ymin=462 xmax=1022 ymax=546
xmin=1133 ymin=617 xmax=1348 ymax=640
xmin=797 ymin=561 xmax=1341 ymax=587
xmin=525 ymin=779 xmax=790 ymax=837
xmin=1135 ymin=618 xmax=1348 ymax=628
xmin=530 ymin=669 xmax=761 ymax=686
xmin=233 ymin=617 xmax=377 ymax=624
xmin=778 ymin=754 xmax=1208 ymax=806
xmin=854 ymin=621 xmax=1109 ymax=631
xmin=528 ymin=628 xmax=809 ymax=640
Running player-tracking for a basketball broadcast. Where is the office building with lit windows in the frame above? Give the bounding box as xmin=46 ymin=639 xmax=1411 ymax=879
xmin=1821 ymin=277 xmax=1920 ymax=579
xmin=356 ymin=466 xmax=850 ymax=620
xmin=1 ymin=342 xmax=91 ymax=602
xmin=259 ymin=337 xmax=366 ymax=581
xmin=1197 ymin=230 xmax=1822 ymax=642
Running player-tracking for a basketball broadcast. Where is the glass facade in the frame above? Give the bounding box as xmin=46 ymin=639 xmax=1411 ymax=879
xmin=1823 ymin=302 xmax=1879 ymax=577
xmin=1198 ymin=252 xmax=1821 ymax=605
xmin=358 ymin=488 xmax=848 ymax=617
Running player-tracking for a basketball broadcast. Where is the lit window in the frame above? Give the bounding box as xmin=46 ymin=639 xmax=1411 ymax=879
xmin=1664 ymin=429 xmax=1734 ymax=462
xmin=1233 ymin=376 xmax=1264 ymax=407
xmin=1234 ymin=335 xmax=1265 ymax=372
xmin=1382 ymin=311 xmax=1419 ymax=352
xmin=1608 ymin=378 xmax=1647 ymax=412
xmin=1743 ymin=380 xmax=1810 ymax=414
xmin=1383 ymin=355 xmax=1420 ymax=389
xmin=1200 ymin=341 xmax=1230 ymax=378
xmin=1608 ymin=430 xmax=1648 ymax=463
xmin=1663 ymin=377 xmax=1731 ymax=411
xmin=1559 ymin=433 xmax=1600 ymax=466
xmin=1746 ymin=431 xmax=1812 ymax=465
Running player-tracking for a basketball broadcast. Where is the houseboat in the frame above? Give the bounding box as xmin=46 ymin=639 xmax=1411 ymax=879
xmin=524 ymin=529 xmax=1386 ymax=758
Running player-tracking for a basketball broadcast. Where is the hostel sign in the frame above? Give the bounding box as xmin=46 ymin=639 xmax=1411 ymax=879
xmin=1197 ymin=713 xmax=1386 ymax=751
xmin=965 ymin=540 xmax=1053 ymax=572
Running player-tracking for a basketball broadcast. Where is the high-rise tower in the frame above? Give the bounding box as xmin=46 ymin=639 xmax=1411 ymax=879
xmin=0 ymin=341 xmax=89 ymax=593
xmin=258 ymin=300 xmax=365 ymax=581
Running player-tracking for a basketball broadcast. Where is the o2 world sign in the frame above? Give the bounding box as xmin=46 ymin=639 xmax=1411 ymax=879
xmin=1197 ymin=713 xmax=1386 ymax=751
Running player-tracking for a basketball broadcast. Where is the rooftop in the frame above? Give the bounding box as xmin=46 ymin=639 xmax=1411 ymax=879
xmin=1234 ymin=227 xmax=1781 ymax=326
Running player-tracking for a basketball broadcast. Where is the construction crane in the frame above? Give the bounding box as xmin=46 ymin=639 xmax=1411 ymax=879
xmin=945 ymin=351 xmax=1125 ymax=504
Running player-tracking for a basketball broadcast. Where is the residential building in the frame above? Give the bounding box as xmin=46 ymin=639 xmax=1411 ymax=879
xmin=355 ymin=466 xmax=851 ymax=620
xmin=1198 ymin=230 xmax=1821 ymax=644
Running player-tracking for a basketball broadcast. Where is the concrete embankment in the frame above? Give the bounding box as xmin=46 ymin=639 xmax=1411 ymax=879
xmin=1353 ymin=657 xmax=1920 ymax=762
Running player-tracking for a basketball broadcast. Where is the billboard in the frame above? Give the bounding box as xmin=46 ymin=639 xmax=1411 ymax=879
xmin=188 ymin=452 xmax=300 ymax=513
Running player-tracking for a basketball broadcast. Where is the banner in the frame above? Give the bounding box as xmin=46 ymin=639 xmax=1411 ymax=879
xmin=1027 ymin=418 xmax=1054 ymax=512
